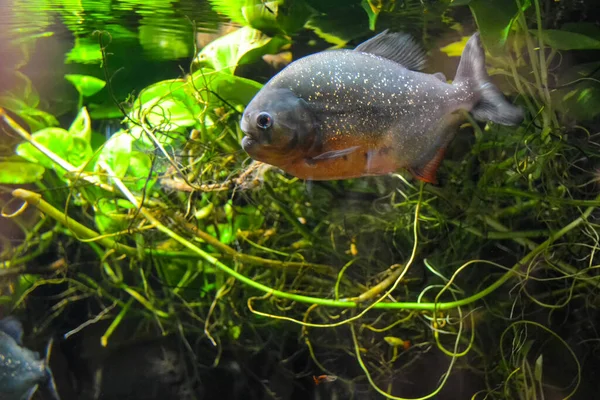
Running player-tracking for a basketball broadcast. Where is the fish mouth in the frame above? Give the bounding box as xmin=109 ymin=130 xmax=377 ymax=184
xmin=242 ymin=135 xmax=264 ymax=160
xmin=240 ymin=114 xmax=258 ymax=152
xmin=241 ymin=135 xmax=257 ymax=151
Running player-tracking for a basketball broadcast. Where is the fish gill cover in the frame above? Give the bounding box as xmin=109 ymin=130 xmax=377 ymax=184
xmin=0 ymin=0 xmax=600 ymax=399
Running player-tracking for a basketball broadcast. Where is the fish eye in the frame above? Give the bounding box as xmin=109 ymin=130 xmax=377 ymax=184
xmin=256 ymin=112 xmax=273 ymax=130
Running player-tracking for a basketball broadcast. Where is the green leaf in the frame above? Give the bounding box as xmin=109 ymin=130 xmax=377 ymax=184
xmin=0 ymin=72 xmax=59 ymax=131
xmin=0 ymin=96 xmax=59 ymax=132
xmin=241 ymin=1 xmax=282 ymax=35
xmin=127 ymin=152 xmax=155 ymax=192
xmin=454 ymin=0 xmax=531 ymax=56
xmin=208 ymin=0 xmax=247 ymax=25
xmin=534 ymin=354 xmax=543 ymax=382
xmin=195 ymin=26 xmax=290 ymax=74
xmin=440 ymin=36 xmax=470 ymax=57
xmin=0 ymin=162 xmax=45 ymax=184
xmin=190 ymin=68 xmax=263 ymax=108
xmin=68 ymin=137 xmax=94 ymax=168
xmin=68 ymin=107 xmax=92 ymax=142
xmin=138 ymin=22 xmax=192 ymax=60
xmin=194 ymin=203 xmax=214 ymax=220
xmin=129 ymin=67 xmax=262 ymax=141
xmin=97 ymin=131 xmax=134 ymax=178
xmin=229 ymin=324 xmax=241 ymax=340
xmin=561 ymin=22 xmax=600 ymax=40
xmin=16 ymin=127 xmax=73 ymax=170
xmin=274 ymin=0 xmax=315 ymax=35
xmin=552 ymin=61 xmax=600 ymax=121
xmin=209 ymin=0 xmax=313 ymax=36
xmin=244 ymin=0 xmax=314 ymax=36
xmin=530 ymin=29 xmax=600 ymax=50
xmin=65 ymin=74 xmax=107 ymax=97
xmin=87 ymin=103 xmax=126 ymax=120
xmin=219 ymin=224 xmax=234 ymax=244
xmin=65 ymin=37 xmax=103 ymax=64
xmin=94 ymin=198 xmax=137 ymax=234
xmin=126 ymin=67 xmax=262 ymax=156
xmin=306 ymin=5 xmax=370 ymax=46
xmin=128 ymin=78 xmax=201 ymax=142
xmin=450 ymin=0 xmax=471 ymax=5
xmin=96 ymin=131 xmax=157 ymax=193
xmin=11 ymin=71 xmax=39 ymax=108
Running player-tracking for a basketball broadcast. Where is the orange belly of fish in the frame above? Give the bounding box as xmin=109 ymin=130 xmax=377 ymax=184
xmin=282 ymin=145 xmax=402 ymax=181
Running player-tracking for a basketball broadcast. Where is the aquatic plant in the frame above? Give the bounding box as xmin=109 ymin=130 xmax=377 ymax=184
xmin=2 ymin=0 xmax=600 ymax=398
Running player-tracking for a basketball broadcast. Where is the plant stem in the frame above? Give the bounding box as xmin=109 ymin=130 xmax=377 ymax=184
xmin=11 ymin=188 xmax=338 ymax=277
xmin=15 ymin=186 xmax=597 ymax=313
xmin=441 ymin=196 xmax=599 ymax=310
xmin=515 ymin=1 xmax=550 ymax=130
xmin=532 ymin=0 xmax=556 ymax=127
xmin=486 ymin=187 xmax=600 ymax=207
xmin=12 ymin=189 xmax=139 ymax=257
xmin=452 ymin=222 xmax=549 ymax=240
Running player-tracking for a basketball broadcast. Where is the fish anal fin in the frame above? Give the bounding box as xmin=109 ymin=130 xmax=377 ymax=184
xmin=354 ymin=30 xmax=426 ymax=71
xmin=23 ymin=384 xmax=40 ymax=400
xmin=43 ymin=336 xmax=61 ymax=400
xmin=409 ymin=147 xmax=446 ymax=184
xmin=46 ymin=369 xmax=61 ymax=400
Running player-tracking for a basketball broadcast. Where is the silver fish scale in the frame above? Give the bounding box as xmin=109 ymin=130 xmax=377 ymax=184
xmin=268 ymin=49 xmax=476 ymax=159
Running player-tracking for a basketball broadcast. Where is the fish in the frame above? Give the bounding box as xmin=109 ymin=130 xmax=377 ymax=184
xmin=313 ymin=374 xmax=338 ymax=385
xmin=0 ymin=316 xmax=60 ymax=400
xmin=240 ymin=30 xmax=524 ymax=183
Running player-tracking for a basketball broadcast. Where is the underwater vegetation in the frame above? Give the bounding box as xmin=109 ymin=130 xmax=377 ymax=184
xmin=1 ymin=0 xmax=600 ymax=398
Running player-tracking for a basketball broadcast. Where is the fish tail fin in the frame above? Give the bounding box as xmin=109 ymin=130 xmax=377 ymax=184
xmin=44 ymin=337 xmax=61 ymax=400
xmin=454 ymin=33 xmax=524 ymax=126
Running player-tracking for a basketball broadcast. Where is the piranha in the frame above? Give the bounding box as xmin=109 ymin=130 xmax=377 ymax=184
xmin=240 ymin=31 xmax=524 ymax=183
xmin=0 ymin=317 xmax=60 ymax=400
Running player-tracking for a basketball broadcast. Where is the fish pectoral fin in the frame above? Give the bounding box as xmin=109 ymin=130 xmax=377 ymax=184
xmin=309 ymin=146 xmax=361 ymax=162
xmin=433 ymin=72 xmax=447 ymax=82
xmin=408 ymin=147 xmax=447 ymax=184
xmin=354 ymin=30 xmax=426 ymax=71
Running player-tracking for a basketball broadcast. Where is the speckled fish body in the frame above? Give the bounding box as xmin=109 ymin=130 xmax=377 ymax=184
xmin=241 ymin=31 xmax=524 ymax=183
xmin=254 ymin=50 xmax=468 ymax=180
xmin=0 ymin=317 xmax=59 ymax=400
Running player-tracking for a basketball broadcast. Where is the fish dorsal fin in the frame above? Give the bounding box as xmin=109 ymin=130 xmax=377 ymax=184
xmin=354 ymin=29 xmax=426 ymax=71
xmin=0 ymin=316 xmax=24 ymax=345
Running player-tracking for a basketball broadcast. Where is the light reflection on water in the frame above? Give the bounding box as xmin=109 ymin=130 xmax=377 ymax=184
xmin=1 ymin=0 xmax=235 ymax=118
xmin=6 ymin=0 xmax=229 ymax=61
